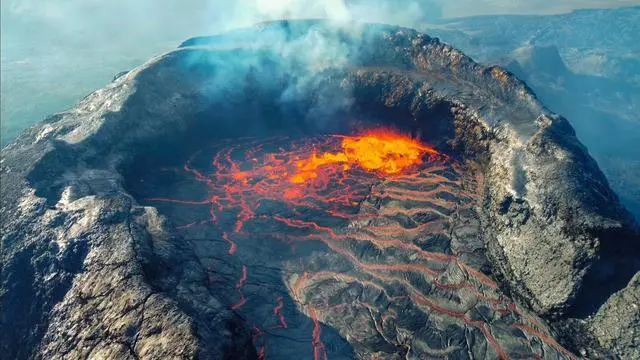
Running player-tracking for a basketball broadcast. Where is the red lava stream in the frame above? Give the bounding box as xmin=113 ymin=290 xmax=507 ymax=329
xmin=144 ymin=130 xmax=574 ymax=359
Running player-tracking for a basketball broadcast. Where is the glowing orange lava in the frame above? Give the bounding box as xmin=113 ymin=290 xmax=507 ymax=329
xmin=290 ymin=130 xmax=439 ymax=184
xmin=142 ymin=130 xmax=575 ymax=359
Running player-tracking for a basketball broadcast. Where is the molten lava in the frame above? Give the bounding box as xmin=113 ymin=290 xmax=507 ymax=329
xmin=141 ymin=128 xmax=574 ymax=359
xmin=290 ymin=130 xmax=439 ymax=184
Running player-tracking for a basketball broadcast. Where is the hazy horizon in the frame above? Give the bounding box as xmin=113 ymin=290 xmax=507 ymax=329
xmin=2 ymin=1 xmax=639 ymax=145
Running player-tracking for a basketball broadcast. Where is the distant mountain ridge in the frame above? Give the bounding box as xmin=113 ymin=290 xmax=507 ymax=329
xmin=431 ymin=6 xmax=640 ymax=83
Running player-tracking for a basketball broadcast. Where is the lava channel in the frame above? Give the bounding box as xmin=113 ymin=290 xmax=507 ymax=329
xmin=139 ymin=128 xmax=574 ymax=359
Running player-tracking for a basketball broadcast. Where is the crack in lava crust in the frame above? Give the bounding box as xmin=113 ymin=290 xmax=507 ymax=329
xmin=140 ymin=132 xmax=575 ymax=360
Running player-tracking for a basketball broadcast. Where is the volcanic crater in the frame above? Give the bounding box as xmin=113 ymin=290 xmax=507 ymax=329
xmin=1 ymin=20 xmax=638 ymax=360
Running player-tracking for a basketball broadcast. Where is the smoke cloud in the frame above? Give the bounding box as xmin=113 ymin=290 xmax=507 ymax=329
xmin=0 ymin=0 xmax=444 ymax=145
xmin=1 ymin=0 xmax=638 ymax=145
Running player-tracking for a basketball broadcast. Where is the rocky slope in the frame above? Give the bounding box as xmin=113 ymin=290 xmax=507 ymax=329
xmin=426 ymin=6 xmax=640 ymax=220
xmin=1 ymin=20 xmax=638 ymax=359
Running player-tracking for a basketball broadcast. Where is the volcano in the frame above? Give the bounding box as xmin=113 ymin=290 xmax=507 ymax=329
xmin=1 ymin=21 xmax=638 ymax=359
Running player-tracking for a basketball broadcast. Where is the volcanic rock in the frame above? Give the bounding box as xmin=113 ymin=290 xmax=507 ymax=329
xmin=511 ymin=45 xmax=569 ymax=78
xmin=426 ymin=7 xmax=640 ymax=220
xmin=1 ymin=20 xmax=638 ymax=359
xmin=590 ymin=272 xmax=640 ymax=358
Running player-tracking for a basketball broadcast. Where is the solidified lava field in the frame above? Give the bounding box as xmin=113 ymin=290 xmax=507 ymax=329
xmin=129 ymin=130 xmax=574 ymax=359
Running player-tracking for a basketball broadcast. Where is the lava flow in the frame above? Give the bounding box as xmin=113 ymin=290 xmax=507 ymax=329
xmin=223 ymin=129 xmax=442 ymax=205
xmin=289 ymin=130 xmax=439 ymax=184
xmin=142 ymin=128 xmax=575 ymax=359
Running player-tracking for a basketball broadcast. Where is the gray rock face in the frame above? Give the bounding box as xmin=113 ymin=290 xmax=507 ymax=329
xmin=1 ymin=20 xmax=638 ymax=359
xmin=0 ymin=62 xmax=256 ymax=359
xmin=591 ymin=272 xmax=640 ymax=359
xmin=483 ymin=112 xmax=635 ymax=315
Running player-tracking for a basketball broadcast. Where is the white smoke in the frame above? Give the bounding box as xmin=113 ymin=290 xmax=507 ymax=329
xmin=2 ymin=0 xmax=637 ymax=145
